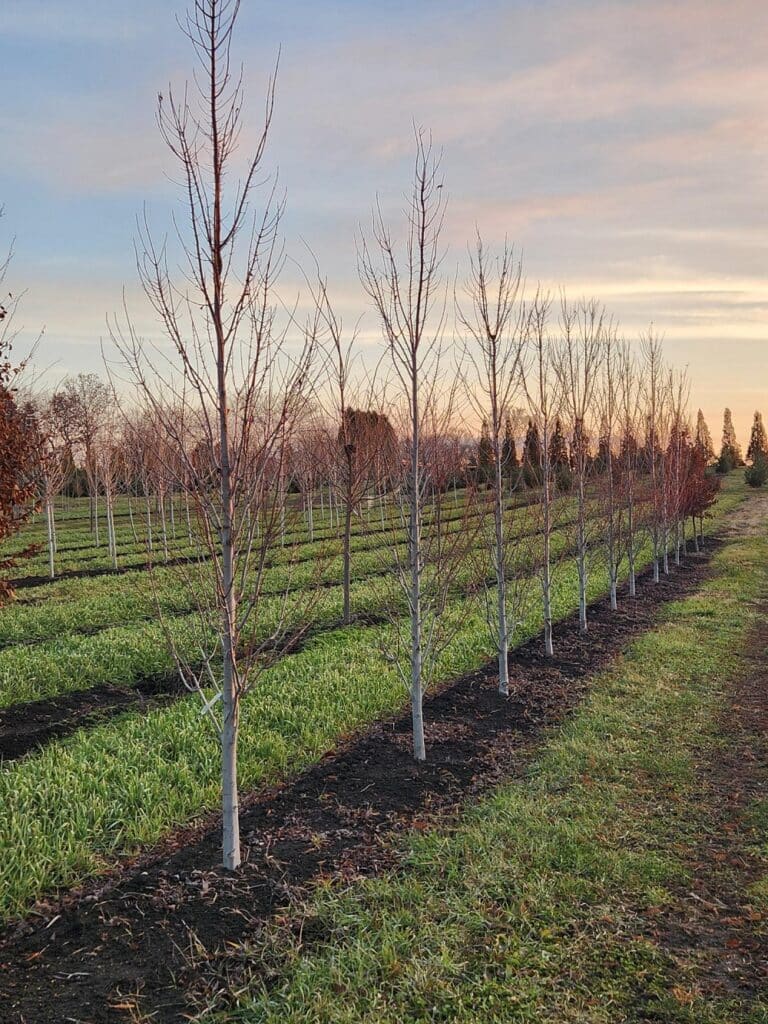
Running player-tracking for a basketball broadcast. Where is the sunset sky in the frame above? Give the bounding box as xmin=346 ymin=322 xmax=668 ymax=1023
xmin=2 ymin=0 xmax=767 ymax=444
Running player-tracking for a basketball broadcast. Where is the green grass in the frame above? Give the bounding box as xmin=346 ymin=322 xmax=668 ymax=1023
xmin=213 ymin=509 xmax=768 ymax=1024
xmin=0 ymin=476 xmax=748 ymax=924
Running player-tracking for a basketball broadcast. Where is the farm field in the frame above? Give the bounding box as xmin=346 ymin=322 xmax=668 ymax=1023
xmin=4 ymin=1 xmax=768 ymax=1021
xmin=1 ymin=474 xmax=765 ymax=1024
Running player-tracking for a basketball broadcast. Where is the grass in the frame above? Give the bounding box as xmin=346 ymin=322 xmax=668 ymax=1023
xmin=213 ymin=507 xmax=768 ymax=1024
xmin=0 ymin=476 xmax=748 ymax=923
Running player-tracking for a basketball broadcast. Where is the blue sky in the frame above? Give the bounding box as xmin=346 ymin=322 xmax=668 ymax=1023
xmin=3 ymin=0 xmax=767 ymax=440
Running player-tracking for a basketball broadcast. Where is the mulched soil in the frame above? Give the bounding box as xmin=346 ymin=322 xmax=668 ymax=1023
xmin=651 ymin=614 xmax=768 ymax=1004
xmin=0 ymin=552 xmax=716 ymax=1024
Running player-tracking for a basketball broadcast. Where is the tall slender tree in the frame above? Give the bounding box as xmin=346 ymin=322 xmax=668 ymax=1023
xmin=695 ymin=409 xmax=715 ymax=464
xmin=359 ymin=130 xmax=470 ymax=760
xmin=112 ymin=0 xmax=314 ymax=870
xmin=458 ymin=235 xmax=526 ymax=696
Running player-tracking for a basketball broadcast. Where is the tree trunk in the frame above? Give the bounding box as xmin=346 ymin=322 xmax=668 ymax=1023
xmin=577 ymin=477 xmax=588 ymax=633
xmin=343 ymin=495 xmax=352 ymax=625
xmin=493 ymin=447 xmax=509 ymax=696
xmin=46 ymin=499 xmax=56 ymax=579
xmin=409 ymin=373 xmax=425 ymax=761
xmin=628 ymin=493 xmax=636 ymax=597
xmin=542 ymin=473 xmax=554 ymax=657
xmin=145 ymin=495 xmax=153 ymax=553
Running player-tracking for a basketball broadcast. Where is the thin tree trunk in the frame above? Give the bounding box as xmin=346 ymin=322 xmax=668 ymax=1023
xmin=494 ymin=447 xmax=509 ymax=696
xmin=343 ymin=493 xmax=352 ymax=625
xmin=409 ymin=378 xmax=425 ymax=762
xmin=46 ymin=499 xmax=55 ymax=579
xmin=145 ymin=495 xmax=153 ymax=553
xmin=542 ymin=472 xmax=554 ymax=657
xmin=628 ymin=492 xmax=636 ymax=597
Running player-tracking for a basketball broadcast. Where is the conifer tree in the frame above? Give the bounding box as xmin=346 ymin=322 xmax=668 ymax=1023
xmin=476 ymin=418 xmax=494 ymax=485
xmin=548 ymin=417 xmax=569 ymax=468
xmin=549 ymin=416 xmax=571 ymax=491
xmin=522 ymin=418 xmax=543 ymax=488
xmin=718 ymin=407 xmax=744 ymax=471
xmin=501 ymin=414 xmax=520 ymax=489
xmin=746 ymin=410 xmax=768 ymax=464
xmin=695 ymin=409 xmax=715 ymax=464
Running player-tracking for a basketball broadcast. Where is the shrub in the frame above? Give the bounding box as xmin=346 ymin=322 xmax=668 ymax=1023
xmin=745 ymin=456 xmax=768 ymax=488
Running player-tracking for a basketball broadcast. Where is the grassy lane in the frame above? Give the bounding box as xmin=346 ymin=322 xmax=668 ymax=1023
xmin=216 ymin=501 xmax=768 ymax=1024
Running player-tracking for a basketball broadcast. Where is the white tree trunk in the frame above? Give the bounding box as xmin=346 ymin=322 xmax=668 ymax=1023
xmin=45 ymin=499 xmax=56 ymax=580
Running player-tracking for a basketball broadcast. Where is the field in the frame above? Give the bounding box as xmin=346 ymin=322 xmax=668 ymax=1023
xmin=0 ymin=474 xmax=766 ymax=1023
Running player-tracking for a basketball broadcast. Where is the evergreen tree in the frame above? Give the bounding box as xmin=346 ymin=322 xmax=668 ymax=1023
xmin=592 ymin=417 xmax=611 ymax=475
xmin=695 ymin=409 xmax=715 ymax=464
xmin=549 ymin=417 xmax=571 ymax=491
xmin=717 ymin=407 xmax=744 ymax=472
xmin=522 ymin=418 xmax=543 ymax=488
xmin=746 ymin=410 xmax=768 ymax=464
xmin=501 ymin=414 xmax=520 ymax=489
xmin=476 ymin=418 xmax=494 ymax=485
xmin=549 ymin=417 xmax=569 ymax=468
xmin=620 ymin=429 xmax=638 ymax=470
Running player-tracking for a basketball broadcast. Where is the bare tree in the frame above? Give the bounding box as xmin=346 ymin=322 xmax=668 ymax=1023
xmin=641 ymin=332 xmax=669 ymax=583
xmin=554 ymin=297 xmax=605 ymax=634
xmin=458 ymin=235 xmax=526 ymax=695
xmin=522 ymin=291 xmax=561 ymax=657
xmin=308 ymin=277 xmax=396 ymax=623
xmin=31 ymin=397 xmax=71 ymax=579
xmin=51 ymin=373 xmax=110 ymax=545
xmin=111 ymin=0 xmax=314 ymax=869
xmin=359 ymin=130 xmax=466 ymax=761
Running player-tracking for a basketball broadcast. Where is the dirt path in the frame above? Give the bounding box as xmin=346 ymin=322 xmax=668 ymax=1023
xmin=0 ymin=551 xmax=719 ymax=1024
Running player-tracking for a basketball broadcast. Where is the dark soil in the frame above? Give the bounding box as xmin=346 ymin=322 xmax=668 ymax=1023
xmin=652 ymin=614 xmax=768 ymax=1003
xmin=0 ymin=674 xmax=182 ymax=762
xmin=0 ymin=552 xmax=716 ymax=1024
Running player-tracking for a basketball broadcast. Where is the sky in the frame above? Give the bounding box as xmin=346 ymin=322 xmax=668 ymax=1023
xmin=2 ymin=0 xmax=767 ymax=445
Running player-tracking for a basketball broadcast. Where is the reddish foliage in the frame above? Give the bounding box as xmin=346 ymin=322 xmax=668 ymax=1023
xmin=0 ymin=363 xmax=41 ymax=600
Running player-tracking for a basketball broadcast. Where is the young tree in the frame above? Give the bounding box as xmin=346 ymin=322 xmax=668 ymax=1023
xmin=523 ymin=292 xmax=561 ymax=657
xmin=112 ymin=0 xmax=314 ymax=869
xmin=501 ymin=413 xmax=521 ymax=492
xmin=718 ymin=407 xmax=744 ymax=471
xmin=695 ymin=409 xmax=715 ymax=465
xmin=595 ymin=329 xmax=625 ymax=610
xmin=31 ymin=396 xmax=70 ymax=579
xmin=641 ymin=332 xmax=669 ymax=583
xmin=458 ymin=235 xmax=525 ymax=696
xmin=521 ymin=418 xmax=543 ymax=488
xmin=617 ymin=346 xmax=643 ymax=597
xmin=554 ymin=298 xmax=604 ymax=632
xmin=51 ymin=373 xmax=110 ymax=545
xmin=359 ymin=130 xmax=467 ymax=760
xmin=549 ymin=416 xmax=571 ymax=492
xmin=746 ymin=410 xmax=768 ymax=465
xmin=666 ymin=369 xmax=692 ymax=566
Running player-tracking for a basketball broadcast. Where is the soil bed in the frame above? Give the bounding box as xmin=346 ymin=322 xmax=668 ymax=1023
xmin=0 ymin=551 xmax=715 ymax=1024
